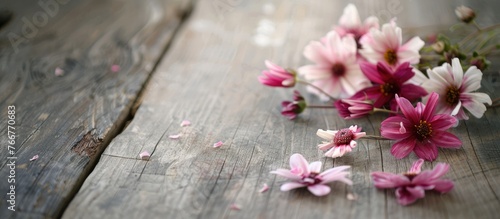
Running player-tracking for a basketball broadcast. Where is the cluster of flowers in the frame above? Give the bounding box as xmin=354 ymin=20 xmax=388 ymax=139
xmin=260 ymin=4 xmax=498 ymax=205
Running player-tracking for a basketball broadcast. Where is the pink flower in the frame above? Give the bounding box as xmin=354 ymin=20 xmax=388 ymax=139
xmin=258 ymin=60 xmax=296 ymax=87
xmin=316 ymin=125 xmax=366 ymax=158
xmin=381 ymin=92 xmax=462 ymax=161
xmin=270 ymin=153 xmax=352 ymax=196
xmin=371 ymin=159 xmax=454 ymax=206
xmin=422 ymin=58 xmax=492 ymax=120
xmin=298 ymin=31 xmax=371 ymax=100
xmin=351 ymin=62 xmax=427 ymax=111
xmin=281 ymin=90 xmax=306 ymax=120
xmin=334 ymin=98 xmax=374 ymax=119
xmin=359 ymin=20 xmax=424 ymax=67
xmin=334 ymin=4 xmax=379 ymax=46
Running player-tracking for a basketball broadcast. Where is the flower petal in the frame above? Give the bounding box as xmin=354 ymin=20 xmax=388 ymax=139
xmin=290 ymin=153 xmax=310 ymax=176
xmin=395 ymin=95 xmax=420 ymax=124
xmin=409 ymin=159 xmax=424 ymax=174
xmin=381 ymin=116 xmax=412 ymax=139
xmin=431 ymin=132 xmax=462 ymax=148
xmin=430 ymin=179 xmax=454 ymax=193
xmin=413 ymin=142 xmax=439 ymax=161
xmin=422 ymin=92 xmax=439 ymax=121
xmin=451 ymin=58 xmax=464 ymax=87
xmin=308 ymin=161 xmax=322 ymax=174
xmin=281 ymin=182 xmax=306 ymax=191
xmin=371 ymin=172 xmax=410 ymax=188
xmin=307 ymin=184 xmax=331 ymax=196
xmin=390 ymin=137 xmax=416 ymax=159
xmin=270 ymin=169 xmax=302 ymax=181
xmin=395 ymin=187 xmax=421 ymax=206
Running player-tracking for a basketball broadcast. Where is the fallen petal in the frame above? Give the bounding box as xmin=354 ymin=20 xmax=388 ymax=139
xmin=55 ymin=67 xmax=64 ymax=76
xmin=169 ymin=134 xmax=181 ymax=139
xmin=347 ymin=193 xmax=357 ymax=200
xmin=259 ymin=183 xmax=269 ymax=193
xmin=213 ymin=141 xmax=224 ymax=148
xmin=139 ymin=151 xmax=150 ymax=160
xmin=180 ymin=120 xmax=191 ymax=127
xmin=30 ymin=155 xmax=39 ymax=161
xmin=111 ymin=64 xmax=121 ymax=72
xmin=229 ymin=203 xmax=241 ymax=211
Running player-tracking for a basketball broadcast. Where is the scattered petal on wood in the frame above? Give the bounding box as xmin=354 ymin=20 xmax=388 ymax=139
xmin=169 ymin=134 xmax=181 ymax=139
xmin=55 ymin=67 xmax=64 ymax=76
xmin=139 ymin=151 xmax=151 ymax=160
xmin=213 ymin=141 xmax=224 ymax=148
xmin=180 ymin=120 xmax=191 ymax=127
xmin=229 ymin=203 xmax=241 ymax=211
xmin=259 ymin=183 xmax=269 ymax=193
xmin=111 ymin=64 xmax=121 ymax=72
xmin=347 ymin=193 xmax=357 ymax=201
xmin=30 ymin=155 xmax=39 ymax=161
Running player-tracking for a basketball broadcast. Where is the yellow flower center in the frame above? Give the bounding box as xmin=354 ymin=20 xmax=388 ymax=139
xmin=414 ymin=120 xmax=433 ymax=141
xmin=445 ymin=86 xmax=460 ymax=105
xmin=384 ymin=49 xmax=398 ymax=65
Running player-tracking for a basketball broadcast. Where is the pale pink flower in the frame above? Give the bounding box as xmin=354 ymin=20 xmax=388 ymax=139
xmin=371 ymin=159 xmax=454 ymax=206
xmin=316 ymin=125 xmax=366 ymax=158
xmin=422 ymin=58 xmax=492 ymax=120
xmin=213 ymin=141 xmax=224 ymax=148
xmin=334 ymin=4 xmax=379 ymax=46
xmin=299 ymin=31 xmax=371 ymax=100
xmin=359 ymin=20 xmax=424 ymax=67
xmin=258 ymin=60 xmax=296 ymax=87
xmin=381 ymin=93 xmax=461 ymax=161
xmin=139 ymin=151 xmax=151 ymax=160
xmin=270 ymin=153 xmax=352 ymax=196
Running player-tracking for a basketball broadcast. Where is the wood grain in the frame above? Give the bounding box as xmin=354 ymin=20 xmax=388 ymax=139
xmin=63 ymin=0 xmax=500 ymax=218
xmin=0 ymin=0 xmax=192 ymax=218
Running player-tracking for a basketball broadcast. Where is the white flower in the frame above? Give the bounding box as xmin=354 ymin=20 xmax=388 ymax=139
xmin=422 ymin=58 xmax=492 ymax=120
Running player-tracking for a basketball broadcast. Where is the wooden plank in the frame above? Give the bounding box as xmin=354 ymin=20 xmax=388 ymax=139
xmin=0 ymin=0 xmax=192 ymax=218
xmin=64 ymin=0 xmax=500 ymax=218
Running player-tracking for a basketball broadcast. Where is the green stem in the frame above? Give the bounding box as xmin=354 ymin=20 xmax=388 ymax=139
xmin=478 ymin=44 xmax=499 ymax=56
xmin=373 ymin=108 xmax=398 ymax=114
xmin=362 ymin=135 xmax=391 ymax=140
xmin=307 ymin=105 xmax=335 ymax=109
xmin=459 ymin=23 xmax=500 ymax=47
xmin=472 ymin=20 xmax=482 ymax=31
xmin=297 ymin=80 xmax=337 ymax=101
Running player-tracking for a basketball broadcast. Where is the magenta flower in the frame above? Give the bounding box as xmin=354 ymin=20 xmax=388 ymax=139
xmin=335 ymin=99 xmax=374 ymax=119
xmin=281 ymin=90 xmax=306 ymax=120
xmin=317 ymin=125 xmax=366 ymax=158
xmin=422 ymin=58 xmax=492 ymax=120
xmin=381 ymin=92 xmax=461 ymax=161
xmin=298 ymin=31 xmax=371 ymax=100
xmin=271 ymin=153 xmax=352 ymax=196
xmin=258 ymin=60 xmax=296 ymax=87
xmin=351 ymin=61 xmax=427 ymax=111
xmin=371 ymin=159 xmax=454 ymax=206
xmin=359 ymin=20 xmax=424 ymax=67
xmin=334 ymin=4 xmax=379 ymax=46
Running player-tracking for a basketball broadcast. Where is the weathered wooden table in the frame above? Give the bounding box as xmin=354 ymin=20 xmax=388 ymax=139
xmin=1 ymin=0 xmax=499 ymax=218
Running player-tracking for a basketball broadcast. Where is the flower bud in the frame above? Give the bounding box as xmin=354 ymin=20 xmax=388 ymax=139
xmin=470 ymin=57 xmax=489 ymax=71
xmin=431 ymin=41 xmax=445 ymax=54
xmin=455 ymin=6 xmax=476 ymax=23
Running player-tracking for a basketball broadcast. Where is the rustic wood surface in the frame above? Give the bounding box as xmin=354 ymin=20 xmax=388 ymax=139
xmin=0 ymin=0 xmax=192 ymax=218
xmin=61 ymin=0 xmax=500 ymax=219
